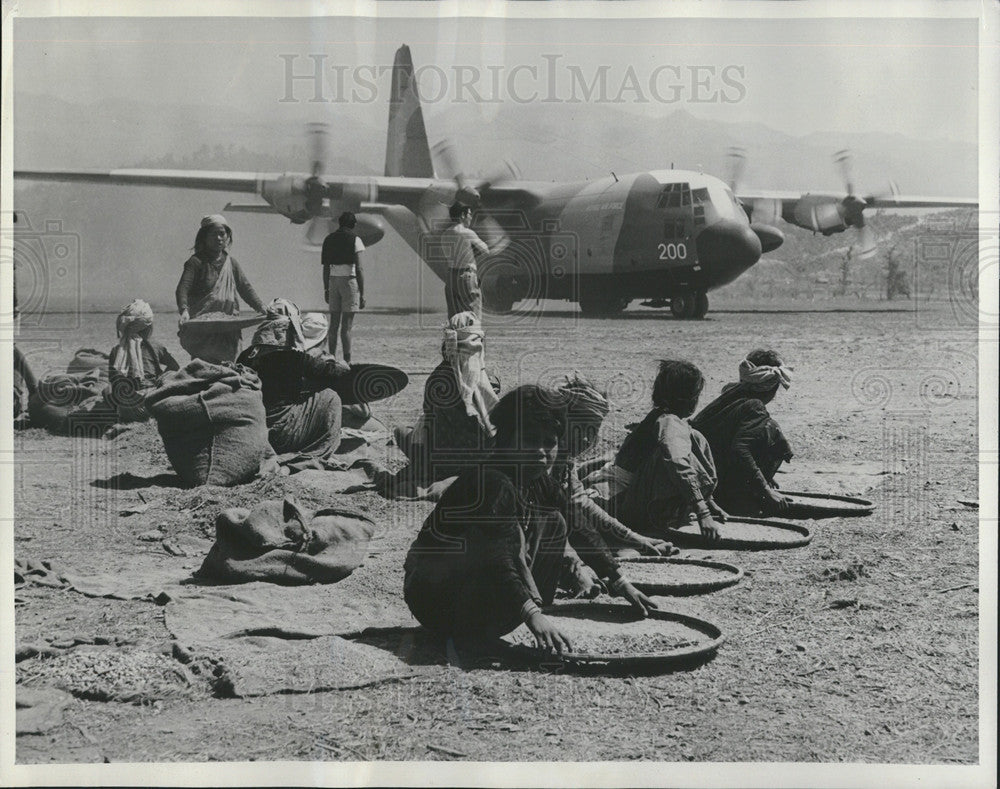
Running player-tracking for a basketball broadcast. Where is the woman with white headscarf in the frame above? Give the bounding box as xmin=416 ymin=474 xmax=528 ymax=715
xmin=691 ymin=348 xmax=794 ymax=516
xmin=106 ymin=299 xmax=180 ymax=421
xmin=175 ymin=215 xmax=268 ymax=363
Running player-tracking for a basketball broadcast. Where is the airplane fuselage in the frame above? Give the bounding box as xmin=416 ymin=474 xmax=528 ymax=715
xmin=443 ymin=169 xmax=775 ymax=314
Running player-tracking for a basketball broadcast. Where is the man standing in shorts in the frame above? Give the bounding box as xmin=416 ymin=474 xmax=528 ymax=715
xmin=322 ymin=211 xmax=366 ymax=366
xmin=443 ymin=202 xmax=506 ymax=320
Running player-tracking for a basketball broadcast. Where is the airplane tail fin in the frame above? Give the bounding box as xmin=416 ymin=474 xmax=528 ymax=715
xmin=384 ymin=45 xmax=434 ymax=178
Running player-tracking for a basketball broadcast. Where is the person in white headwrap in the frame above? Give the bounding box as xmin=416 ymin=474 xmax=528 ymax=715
xmin=691 ymin=348 xmax=794 ymax=516
xmin=391 ymin=312 xmax=500 ymax=489
xmin=300 ymin=312 xmax=330 ymax=357
xmin=175 ymin=214 xmax=269 ymax=363
xmin=108 ymin=299 xmax=179 ymax=385
xmin=237 ymin=298 xmax=349 ymax=459
xmin=105 ymin=300 xmax=180 ymax=422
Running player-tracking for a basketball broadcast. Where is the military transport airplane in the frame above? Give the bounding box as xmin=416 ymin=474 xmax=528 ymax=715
xmin=15 ymin=45 xmax=977 ymax=319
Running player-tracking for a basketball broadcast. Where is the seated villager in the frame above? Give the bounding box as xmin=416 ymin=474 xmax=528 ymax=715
xmin=403 ymin=385 xmax=574 ymax=652
xmin=604 ymin=360 xmax=725 ymax=542
xmin=404 ymin=385 xmax=663 ymax=654
xmin=236 ymin=298 xmax=349 ymax=458
xmin=556 ymin=376 xmax=677 ymax=561
xmin=540 ymin=376 xmax=668 ymax=610
xmin=394 ymin=311 xmax=499 ymax=485
xmin=106 ymin=300 xmax=180 ymax=421
xmin=691 ymin=349 xmax=794 ymax=516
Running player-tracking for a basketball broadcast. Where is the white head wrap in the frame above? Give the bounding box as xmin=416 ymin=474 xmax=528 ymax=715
xmin=113 ymin=299 xmax=154 ymax=379
xmin=732 ymin=357 xmax=793 ymax=392
xmin=441 ymin=311 xmax=498 ymax=434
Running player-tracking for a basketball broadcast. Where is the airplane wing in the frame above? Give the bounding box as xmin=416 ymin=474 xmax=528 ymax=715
xmin=14 ymin=168 xmax=270 ymax=193
xmin=736 ymin=189 xmax=978 ymax=210
xmin=14 ymin=168 xmax=545 ymax=212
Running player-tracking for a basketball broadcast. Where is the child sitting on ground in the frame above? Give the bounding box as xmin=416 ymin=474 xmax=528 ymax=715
xmin=597 ymin=360 xmax=726 ymax=542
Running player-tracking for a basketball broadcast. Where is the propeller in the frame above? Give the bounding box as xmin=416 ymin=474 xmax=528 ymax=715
xmin=426 ymin=139 xmax=520 ymax=246
xmin=832 ymin=149 xmax=900 ymax=260
xmin=726 ymin=146 xmax=747 ymax=193
xmin=726 ymin=146 xmax=783 ymax=226
xmin=304 ymin=122 xmax=333 ymax=246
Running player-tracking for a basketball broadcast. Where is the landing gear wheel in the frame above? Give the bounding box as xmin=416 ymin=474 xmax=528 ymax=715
xmin=693 ymin=291 xmax=709 ymax=319
xmin=579 ymin=295 xmax=631 ymax=316
xmin=670 ymin=293 xmax=698 ymax=319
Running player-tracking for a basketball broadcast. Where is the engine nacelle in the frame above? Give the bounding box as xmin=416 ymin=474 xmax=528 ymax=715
xmin=790 ymin=195 xmax=847 ymax=234
xmin=329 ymin=180 xmax=379 ymax=207
xmin=260 ymin=174 xmax=311 ymax=223
xmin=354 ymin=215 xmax=385 ymax=247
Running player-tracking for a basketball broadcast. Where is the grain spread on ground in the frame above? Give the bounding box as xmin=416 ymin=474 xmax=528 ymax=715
xmin=504 ymin=604 xmax=711 ymax=657
xmin=621 ymin=560 xmax=737 ymax=588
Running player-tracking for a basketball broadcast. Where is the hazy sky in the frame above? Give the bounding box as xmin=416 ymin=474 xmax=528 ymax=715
xmin=12 ymin=14 xmax=978 ymax=143
xmin=8 ymin=10 xmax=982 ymax=311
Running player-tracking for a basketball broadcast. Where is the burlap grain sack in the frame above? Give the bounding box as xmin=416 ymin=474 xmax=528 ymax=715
xmin=66 ymin=347 xmax=110 ymax=379
xmin=27 ymin=369 xmax=112 ymax=434
xmin=145 ymin=360 xmax=268 ymax=487
xmin=198 ymin=496 xmax=376 ymax=585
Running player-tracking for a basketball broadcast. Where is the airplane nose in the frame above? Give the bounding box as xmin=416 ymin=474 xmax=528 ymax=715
xmin=751 ymin=222 xmax=784 ymax=254
xmin=696 ymin=218 xmax=762 ymax=271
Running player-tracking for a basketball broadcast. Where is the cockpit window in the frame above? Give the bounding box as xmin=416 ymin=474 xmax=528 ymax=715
xmin=692 ymin=188 xmax=710 ymax=205
xmin=656 ymin=182 xmax=691 ymax=210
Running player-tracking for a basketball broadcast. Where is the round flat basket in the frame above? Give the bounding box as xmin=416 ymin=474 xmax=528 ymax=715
xmin=619 ymin=556 xmax=743 ymax=595
xmin=666 ymin=517 xmax=812 ymax=550
xmin=181 ymin=312 xmax=268 ymax=334
xmin=502 ymin=600 xmax=725 ymax=673
xmin=333 ymin=363 xmax=409 ymax=405
xmin=778 ymin=490 xmax=874 ymax=519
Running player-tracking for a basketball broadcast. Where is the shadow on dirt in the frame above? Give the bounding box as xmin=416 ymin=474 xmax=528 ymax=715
xmin=92 ymin=472 xmax=184 ymax=490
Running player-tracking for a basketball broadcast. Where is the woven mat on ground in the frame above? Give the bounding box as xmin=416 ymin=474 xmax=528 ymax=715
xmin=16 ymin=686 xmax=75 ymax=735
xmin=165 ymin=582 xmax=415 ymax=644
xmin=15 ymin=553 xmax=206 ymax=602
xmin=165 ymin=582 xmax=418 ymax=697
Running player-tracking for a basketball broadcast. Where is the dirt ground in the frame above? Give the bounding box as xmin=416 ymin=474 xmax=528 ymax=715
xmin=10 ymin=301 xmax=981 ymax=765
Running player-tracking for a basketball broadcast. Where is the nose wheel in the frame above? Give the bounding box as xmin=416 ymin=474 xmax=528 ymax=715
xmin=670 ymin=291 xmax=709 ymax=319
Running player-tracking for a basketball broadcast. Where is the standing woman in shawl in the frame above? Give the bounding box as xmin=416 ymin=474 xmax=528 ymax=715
xmin=690 ymin=348 xmax=794 ymax=516
xmin=175 ymin=215 xmax=268 ymax=363
xmin=107 ymin=299 xmax=180 ymax=421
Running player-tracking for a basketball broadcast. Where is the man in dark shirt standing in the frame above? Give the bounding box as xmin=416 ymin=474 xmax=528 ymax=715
xmin=322 ymin=211 xmax=366 ymax=366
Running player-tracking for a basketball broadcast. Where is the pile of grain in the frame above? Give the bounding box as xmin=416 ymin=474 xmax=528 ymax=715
xmin=16 ymin=646 xmax=205 ymax=704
